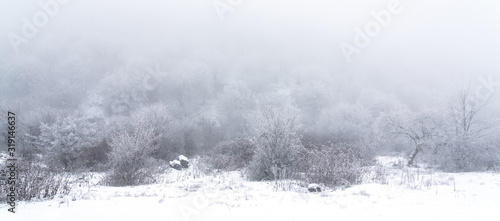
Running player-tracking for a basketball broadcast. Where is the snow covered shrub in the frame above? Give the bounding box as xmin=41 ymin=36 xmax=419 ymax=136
xmin=203 ymin=138 xmax=256 ymax=171
xmin=246 ymin=103 xmax=304 ymax=181
xmin=78 ymin=139 xmax=111 ymax=172
xmin=132 ymin=103 xmax=186 ymax=163
xmin=104 ymin=112 xmax=162 ymax=186
xmin=430 ymin=138 xmax=500 ymax=172
xmin=306 ymin=143 xmax=373 ymax=188
xmin=10 ymin=160 xmax=71 ymax=202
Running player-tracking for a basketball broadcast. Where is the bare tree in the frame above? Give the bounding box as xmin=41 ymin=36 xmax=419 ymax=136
xmin=432 ymin=81 xmax=499 ymax=171
xmin=449 ymin=82 xmax=490 ymax=138
xmin=376 ymin=109 xmax=443 ymax=166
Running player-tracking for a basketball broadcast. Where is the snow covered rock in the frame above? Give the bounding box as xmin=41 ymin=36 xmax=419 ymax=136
xmin=169 ymin=160 xmax=182 ymax=170
xmin=169 ymin=155 xmax=190 ymax=170
xmin=308 ymin=184 xmax=321 ymax=192
xmin=179 ymin=155 xmax=189 ymax=168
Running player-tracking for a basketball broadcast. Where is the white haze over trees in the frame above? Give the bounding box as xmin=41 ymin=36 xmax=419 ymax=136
xmin=0 ymin=0 xmax=499 ymax=212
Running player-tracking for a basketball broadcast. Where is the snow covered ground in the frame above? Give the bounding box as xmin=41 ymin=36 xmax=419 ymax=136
xmin=2 ymin=157 xmax=500 ymax=221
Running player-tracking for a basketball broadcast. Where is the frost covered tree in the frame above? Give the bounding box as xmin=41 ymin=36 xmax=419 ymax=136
xmin=215 ymin=80 xmax=255 ymax=139
xmin=311 ymin=102 xmax=373 ymax=144
xmin=36 ymin=114 xmax=104 ymax=171
xmin=93 ymin=67 xmax=149 ymax=115
xmin=19 ymin=107 xmax=67 ymax=161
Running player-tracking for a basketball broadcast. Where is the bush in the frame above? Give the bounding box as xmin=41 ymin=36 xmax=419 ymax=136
xmin=104 ymin=112 xmax=163 ymax=186
xmin=105 ymin=157 xmax=163 ymax=186
xmin=203 ymin=138 xmax=256 ymax=171
xmin=246 ymin=103 xmax=304 ymax=181
xmin=1 ymin=160 xmax=71 ymax=202
xmin=78 ymin=139 xmax=111 ymax=172
xmin=306 ymin=142 xmax=373 ymax=188
xmin=430 ymin=138 xmax=500 ymax=172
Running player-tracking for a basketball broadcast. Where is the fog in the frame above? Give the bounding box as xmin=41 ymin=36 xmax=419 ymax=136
xmin=1 ymin=0 xmax=499 ymax=104
xmin=0 ymin=0 xmax=499 ymax=166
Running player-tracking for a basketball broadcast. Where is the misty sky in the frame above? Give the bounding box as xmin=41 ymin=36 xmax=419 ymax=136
xmin=1 ymin=0 xmax=499 ymax=111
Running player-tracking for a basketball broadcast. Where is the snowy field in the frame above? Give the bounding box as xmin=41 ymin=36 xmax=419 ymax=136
xmin=1 ymin=157 xmax=500 ymax=221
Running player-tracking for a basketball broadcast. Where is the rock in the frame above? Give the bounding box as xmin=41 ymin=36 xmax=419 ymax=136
xmin=179 ymin=155 xmax=189 ymax=168
xmin=308 ymin=184 xmax=321 ymax=192
xmin=170 ymin=155 xmax=190 ymax=170
xmin=169 ymin=160 xmax=182 ymax=170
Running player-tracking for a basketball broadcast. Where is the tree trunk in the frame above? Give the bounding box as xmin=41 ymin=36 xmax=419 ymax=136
xmin=408 ymin=143 xmax=423 ymax=166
